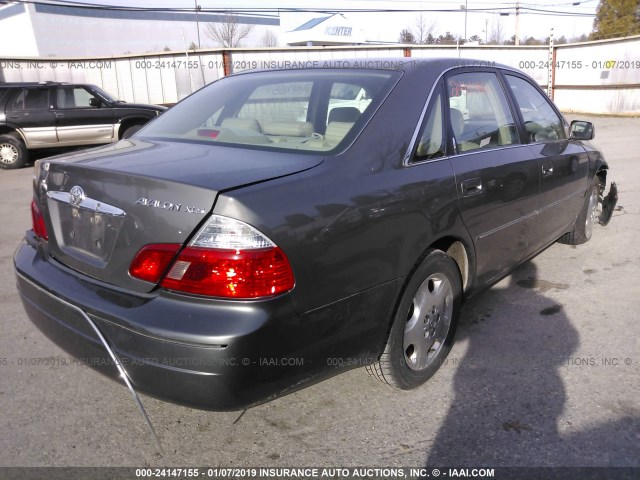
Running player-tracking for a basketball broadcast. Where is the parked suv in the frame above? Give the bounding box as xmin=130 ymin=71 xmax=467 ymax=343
xmin=0 ymin=82 xmax=166 ymax=169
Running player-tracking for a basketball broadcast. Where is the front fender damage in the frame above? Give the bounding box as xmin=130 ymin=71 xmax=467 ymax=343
xmin=599 ymin=181 xmax=617 ymax=226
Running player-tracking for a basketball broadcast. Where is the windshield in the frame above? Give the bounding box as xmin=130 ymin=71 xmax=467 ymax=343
xmin=139 ymin=69 xmax=401 ymax=153
xmin=91 ymin=85 xmax=120 ymax=103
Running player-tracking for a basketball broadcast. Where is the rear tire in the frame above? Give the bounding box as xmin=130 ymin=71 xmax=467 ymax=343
xmin=558 ymin=176 xmax=601 ymax=245
xmin=367 ymin=249 xmax=462 ymax=389
xmin=0 ymin=134 xmax=28 ymax=169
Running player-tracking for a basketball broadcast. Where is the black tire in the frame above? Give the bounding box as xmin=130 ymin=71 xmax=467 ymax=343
xmin=558 ymin=176 xmax=601 ymax=245
xmin=366 ymin=249 xmax=462 ymax=389
xmin=0 ymin=133 xmax=28 ymax=170
xmin=122 ymin=124 xmax=142 ymax=139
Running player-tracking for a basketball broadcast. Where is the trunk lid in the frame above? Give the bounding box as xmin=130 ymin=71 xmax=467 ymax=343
xmin=38 ymin=139 xmax=322 ymax=293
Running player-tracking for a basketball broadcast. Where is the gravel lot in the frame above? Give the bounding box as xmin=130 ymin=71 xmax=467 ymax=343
xmin=0 ymin=115 xmax=638 ymax=473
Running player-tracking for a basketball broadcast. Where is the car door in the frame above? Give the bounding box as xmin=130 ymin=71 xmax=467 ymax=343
xmin=5 ymin=87 xmax=57 ymax=147
xmin=53 ymin=86 xmax=115 ymax=145
xmin=445 ymin=70 xmax=540 ymax=286
xmin=503 ymin=74 xmax=589 ymax=251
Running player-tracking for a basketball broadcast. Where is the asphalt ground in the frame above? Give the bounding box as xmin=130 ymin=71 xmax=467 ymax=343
xmin=0 ymin=116 xmax=638 ymax=474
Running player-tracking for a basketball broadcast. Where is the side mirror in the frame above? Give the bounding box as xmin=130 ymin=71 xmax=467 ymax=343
xmin=570 ymin=120 xmax=594 ymax=140
xmin=89 ymin=97 xmax=102 ymax=108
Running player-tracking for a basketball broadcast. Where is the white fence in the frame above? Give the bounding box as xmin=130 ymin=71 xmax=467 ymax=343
xmin=1 ymin=35 xmax=639 ymax=114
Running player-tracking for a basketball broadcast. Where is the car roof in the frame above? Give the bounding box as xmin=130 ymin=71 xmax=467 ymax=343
xmin=0 ymin=82 xmax=87 ymax=87
xmin=228 ymin=57 xmax=517 ymax=79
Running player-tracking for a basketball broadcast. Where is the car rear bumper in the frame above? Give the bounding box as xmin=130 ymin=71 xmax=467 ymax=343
xmin=14 ymin=236 xmax=395 ymax=410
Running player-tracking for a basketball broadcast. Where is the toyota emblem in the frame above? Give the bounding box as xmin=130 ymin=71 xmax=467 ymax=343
xmin=69 ymin=186 xmax=85 ymax=206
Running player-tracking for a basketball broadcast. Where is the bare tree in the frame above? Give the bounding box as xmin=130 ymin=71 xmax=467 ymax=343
xmin=488 ymin=17 xmax=505 ymax=45
xmin=399 ymin=28 xmax=416 ymax=43
xmin=206 ymin=12 xmax=254 ymax=48
xmin=260 ymin=29 xmax=279 ymax=48
xmin=413 ymin=12 xmax=437 ymax=44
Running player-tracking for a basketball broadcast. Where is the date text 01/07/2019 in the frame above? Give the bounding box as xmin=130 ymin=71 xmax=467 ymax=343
xmin=519 ymin=60 xmax=640 ymax=70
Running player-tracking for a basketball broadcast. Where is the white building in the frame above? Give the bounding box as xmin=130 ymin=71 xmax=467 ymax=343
xmin=0 ymin=2 xmax=280 ymax=57
xmin=285 ymin=13 xmax=366 ymax=46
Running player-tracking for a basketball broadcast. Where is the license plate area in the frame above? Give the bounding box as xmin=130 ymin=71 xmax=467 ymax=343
xmin=47 ymin=190 xmax=126 ymax=267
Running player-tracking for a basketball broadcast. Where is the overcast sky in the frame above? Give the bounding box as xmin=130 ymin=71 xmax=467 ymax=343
xmin=58 ymin=0 xmax=601 ymax=43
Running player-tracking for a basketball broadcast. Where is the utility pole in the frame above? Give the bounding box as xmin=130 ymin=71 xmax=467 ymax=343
xmin=465 ymin=0 xmax=468 ymax=42
xmin=515 ymin=2 xmax=520 ymax=46
xmin=460 ymin=1 xmax=468 ymax=42
xmin=485 ymin=18 xmax=488 ymax=44
xmin=195 ymin=1 xmax=201 ymax=49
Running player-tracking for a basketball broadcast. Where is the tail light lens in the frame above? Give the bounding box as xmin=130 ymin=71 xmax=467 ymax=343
xmin=31 ymin=200 xmax=48 ymax=240
xmin=129 ymin=244 xmax=181 ymax=283
xmin=130 ymin=215 xmax=295 ymax=299
xmin=161 ymin=246 xmax=294 ymax=298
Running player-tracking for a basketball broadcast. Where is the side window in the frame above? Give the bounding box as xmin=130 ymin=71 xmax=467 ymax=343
xmin=12 ymin=88 xmax=50 ymax=111
xmin=447 ymin=72 xmax=518 ymax=153
xmin=412 ymin=89 xmax=445 ymax=162
xmin=57 ymin=87 xmax=96 ymax=109
xmin=506 ymin=75 xmax=566 ymax=142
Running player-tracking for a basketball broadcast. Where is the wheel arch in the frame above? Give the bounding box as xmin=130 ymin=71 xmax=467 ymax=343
xmin=595 ymin=165 xmax=607 ymax=190
xmin=429 ymin=236 xmax=472 ymax=295
xmin=117 ymin=117 xmax=148 ymax=139
xmin=0 ymin=126 xmax=27 ymax=144
xmin=400 ymin=235 xmax=474 ymax=305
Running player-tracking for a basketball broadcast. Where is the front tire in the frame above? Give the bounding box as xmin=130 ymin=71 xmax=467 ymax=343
xmin=367 ymin=249 xmax=462 ymax=389
xmin=558 ymin=176 xmax=601 ymax=245
xmin=0 ymin=134 xmax=28 ymax=169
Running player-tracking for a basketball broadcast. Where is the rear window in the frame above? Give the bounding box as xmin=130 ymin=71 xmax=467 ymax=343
xmin=140 ymin=69 xmax=401 ymax=154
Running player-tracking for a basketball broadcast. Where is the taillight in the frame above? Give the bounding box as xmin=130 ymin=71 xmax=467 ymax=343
xmin=31 ymin=200 xmax=48 ymax=240
xmin=161 ymin=215 xmax=294 ymax=299
xmin=129 ymin=244 xmax=181 ymax=283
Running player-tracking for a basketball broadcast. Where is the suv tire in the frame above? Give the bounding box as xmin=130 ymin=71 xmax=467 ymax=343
xmin=0 ymin=134 xmax=28 ymax=170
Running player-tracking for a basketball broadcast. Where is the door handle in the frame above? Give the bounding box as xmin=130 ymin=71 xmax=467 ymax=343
xmin=542 ymin=163 xmax=554 ymax=176
xmin=54 ymin=112 xmax=65 ymax=119
xmin=461 ymin=178 xmax=483 ymax=196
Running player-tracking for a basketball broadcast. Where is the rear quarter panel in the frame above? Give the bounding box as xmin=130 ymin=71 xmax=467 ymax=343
xmin=212 ymin=67 xmax=474 ymax=351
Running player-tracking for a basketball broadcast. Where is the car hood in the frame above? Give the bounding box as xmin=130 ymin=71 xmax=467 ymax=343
xmin=114 ymin=102 xmax=167 ymax=111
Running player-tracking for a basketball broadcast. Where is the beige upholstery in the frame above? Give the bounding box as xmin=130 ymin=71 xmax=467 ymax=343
xmin=263 ymin=121 xmax=313 ymax=137
xmin=450 ymin=108 xmax=465 ymax=138
xmin=324 ymin=122 xmax=353 ymax=145
xmin=221 ymin=117 xmax=262 ymax=133
xmin=450 ymin=108 xmax=480 ymax=152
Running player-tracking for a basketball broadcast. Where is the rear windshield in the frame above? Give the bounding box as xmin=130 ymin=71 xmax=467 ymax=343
xmin=139 ymin=69 xmax=401 ymax=153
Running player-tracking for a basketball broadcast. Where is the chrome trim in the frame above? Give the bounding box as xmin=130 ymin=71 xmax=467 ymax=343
xmin=538 ymin=188 xmax=585 ymax=214
xmin=478 ymin=211 xmax=538 ymax=240
xmin=404 ymin=155 xmax=452 ymax=168
xmin=477 ymin=188 xmax=586 ymax=240
xmin=447 ymin=143 xmax=526 ymax=159
xmin=402 ymin=66 xmax=453 ymax=167
xmin=402 ymin=62 xmax=540 ymax=166
xmin=16 ymin=272 xmax=163 ymax=454
xmin=47 ymin=189 xmax=126 ymax=217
